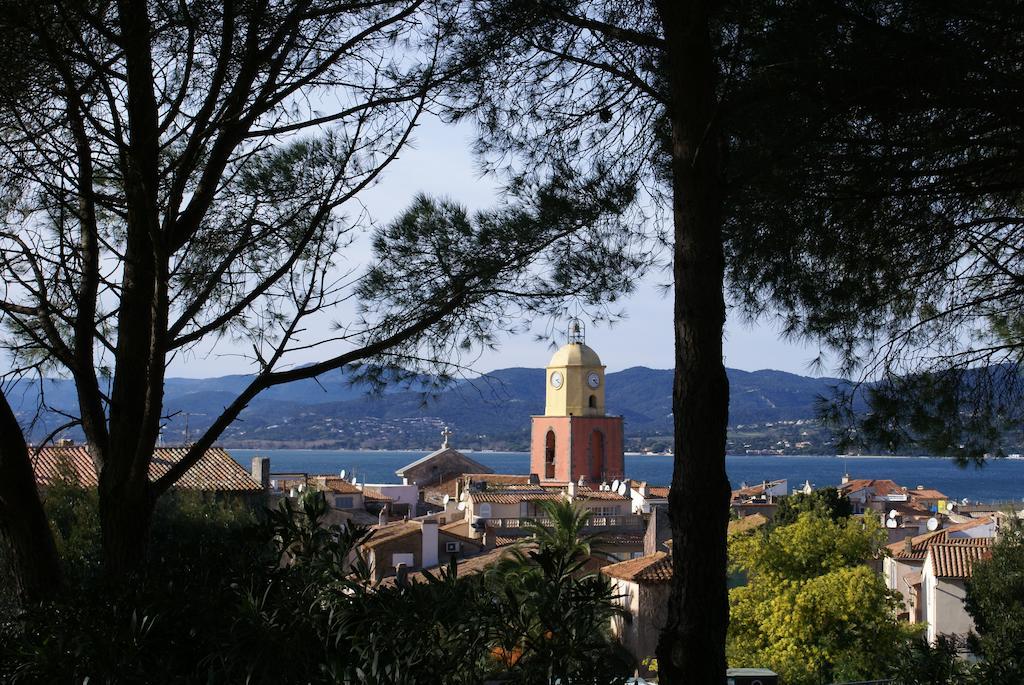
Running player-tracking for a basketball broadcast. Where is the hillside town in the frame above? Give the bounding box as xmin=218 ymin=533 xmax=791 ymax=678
xmin=3 ymin=3 xmax=1023 ymax=683
xmin=25 ymin=329 xmax=1018 ymax=683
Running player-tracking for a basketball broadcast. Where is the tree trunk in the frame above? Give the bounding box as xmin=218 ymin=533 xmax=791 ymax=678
xmin=93 ymin=0 xmax=168 ymax=575
xmin=0 ymin=391 xmax=62 ymax=602
xmin=654 ymin=1 xmax=732 ymax=683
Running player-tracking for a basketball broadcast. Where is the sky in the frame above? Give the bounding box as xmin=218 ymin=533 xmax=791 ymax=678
xmin=165 ymin=115 xmax=823 ymax=379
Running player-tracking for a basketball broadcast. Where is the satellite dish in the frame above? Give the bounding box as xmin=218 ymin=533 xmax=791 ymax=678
xmin=888 ymin=509 xmax=899 ymax=520
xmin=612 ymin=479 xmax=621 ymax=492
xmin=459 ymin=491 xmax=468 ymax=502
xmin=946 ymin=501 xmax=956 ymax=512
xmin=886 ymin=519 xmax=897 ymax=528
xmin=578 ymin=475 xmax=586 ymax=486
xmin=617 ymin=482 xmax=628 ymax=496
xmin=442 ymin=494 xmax=451 ymax=505
xmin=927 ymin=517 xmax=939 ymax=531
xmin=457 ymin=501 xmax=466 ymax=511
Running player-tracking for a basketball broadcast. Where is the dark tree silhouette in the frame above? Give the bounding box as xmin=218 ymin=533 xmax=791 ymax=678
xmin=0 ymin=0 xmax=645 ymax=594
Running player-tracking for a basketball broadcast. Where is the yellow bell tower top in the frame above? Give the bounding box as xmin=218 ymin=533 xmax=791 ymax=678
xmin=544 ymin=320 xmax=606 ymax=417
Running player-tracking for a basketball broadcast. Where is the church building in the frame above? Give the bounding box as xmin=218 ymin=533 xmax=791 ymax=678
xmin=529 ymin=320 xmax=624 ymax=484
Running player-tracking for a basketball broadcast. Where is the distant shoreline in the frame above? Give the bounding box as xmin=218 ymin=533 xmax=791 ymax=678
xmin=227 ymin=447 xmax=953 ymax=460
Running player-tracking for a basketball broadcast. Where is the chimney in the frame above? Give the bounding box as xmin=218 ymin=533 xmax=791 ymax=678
xmin=904 ymin=536 xmax=913 ymax=554
xmin=638 ymin=481 xmax=649 ymax=497
xmin=482 ymin=524 xmax=496 ymax=550
xmin=567 ymin=481 xmax=578 ymax=498
xmin=251 ymin=456 xmax=271 ymax=490
xmin=421 ymin=520 xmax=439 ymax=569
xmin=841 ymin=473 xmax=851 ymax=485
xmin=395 ymin=563 xmax=409 ymax=588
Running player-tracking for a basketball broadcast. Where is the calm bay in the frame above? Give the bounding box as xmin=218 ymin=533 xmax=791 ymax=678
xmin=229 ymin=449 xmax=1024 ymax=504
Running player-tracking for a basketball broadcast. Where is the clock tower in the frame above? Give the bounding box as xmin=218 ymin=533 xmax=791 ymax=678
xmin=530 ymin=320 xmax=624 ymax=483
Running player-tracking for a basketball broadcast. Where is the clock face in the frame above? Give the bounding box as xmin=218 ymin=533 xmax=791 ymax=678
xmin=587 ymin=372 xmax=601 ymax=389
xmin=550 ymin=371 xmax=564 ymax=389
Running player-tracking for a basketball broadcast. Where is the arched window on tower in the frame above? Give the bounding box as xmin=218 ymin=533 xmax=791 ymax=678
xmin=545 ymin=430 xmax=556 ymax=479
xmin=590 ymin=430 xmax=605 ymax=482
xmin=588 ymin=395 xmax=597 ymax=409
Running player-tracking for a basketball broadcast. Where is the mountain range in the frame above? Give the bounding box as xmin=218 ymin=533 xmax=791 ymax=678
xmin=8 ymin=366 xmax=850 ymax=452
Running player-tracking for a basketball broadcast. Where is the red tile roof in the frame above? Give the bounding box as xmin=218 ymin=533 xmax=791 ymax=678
xmin=316 ymin=477 xmax=362 ymax=495
xmin=908 ymin=488 xmax=948 ymax=501
xmin=601 ymin=551 xmax=673 ymax=584
xmin=728 ymin=513 xmax=769 ymax=536
xmin=470 ymin=490 xmax=562 ymax=504
xmin=731 ymin=479 xmax=786 ymax=500
xmin=465 ymin=473 xmax=532 ymax=485
xmin=839 ymin=479 xmax=905 ymax=497
xmin=886 ymin=517 xmax=993 ymax=561
xmin=380 ymin=543 xmax=537 ymax=587
xmin=928 ymin=540 xmax=992 ymax=578
xmin=364 ymin=520 xmax=421 ymax=549
xmin=361 ymin=487 xmax=394 ymax=503
xmin=32 ymin=445 xmax=260 ymax=492
xmin=646 ymin=486 xmax=670 ymax=498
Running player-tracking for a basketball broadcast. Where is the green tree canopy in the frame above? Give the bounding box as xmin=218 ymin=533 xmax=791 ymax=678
xmin=772 ymin=488 xmax=853 ymax=528
xmin=965 ymin=518 xmax=1024 ymax=682
xmin=728 ymin=513 xmax=912 ymax=684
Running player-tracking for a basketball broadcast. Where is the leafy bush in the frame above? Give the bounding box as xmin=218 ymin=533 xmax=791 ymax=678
xmin=1 ymin=487 xmax=632 ymax=683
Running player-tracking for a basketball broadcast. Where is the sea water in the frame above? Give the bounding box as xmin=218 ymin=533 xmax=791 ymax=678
xmin=229 ymin=449 xmax=1024 ymax=504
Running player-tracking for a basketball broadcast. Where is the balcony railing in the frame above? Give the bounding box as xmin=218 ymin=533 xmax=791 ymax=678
xmin=482 ymin=514 xmax=645 ymax=531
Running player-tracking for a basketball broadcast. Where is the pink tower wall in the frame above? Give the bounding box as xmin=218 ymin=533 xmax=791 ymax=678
xmin=530 ymin=415 xmax=624 ymax=483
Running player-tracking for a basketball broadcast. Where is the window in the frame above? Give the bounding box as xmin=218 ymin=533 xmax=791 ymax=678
xmin=590 ymin=430 xmax=605 ymax=481
xmin=591 ymin=505 xmax=620 ymax=517
xmin=392 ymin=552 xmax=414 ymax=568
xmin=477 ymin=503 xmax=492 ymax=519
xmin=588 ymin=394 xmax=597 ymax=408
xmin=544 ymin=430 xmax=556 ymax=479
xmin=334 ymin=496 xmax=354 ymax=509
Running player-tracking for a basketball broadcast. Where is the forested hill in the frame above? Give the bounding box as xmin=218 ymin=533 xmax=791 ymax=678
xmin=9 ymin=366 xmax=851 ymax=452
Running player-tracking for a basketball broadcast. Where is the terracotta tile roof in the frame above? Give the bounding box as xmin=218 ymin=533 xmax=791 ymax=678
xmin=885 ymin=501 xmax=934 ymax=517
xmin=465 ymin=473 xmax=531 ymax=485
xmin=575 ymin=487 xmax=631 ymax=501
xmin=596 ymin=531 xmax=645 ymax=547
xmin=421 ymin=477 xmax=459 ymax=501
xmin=32 ymin=445 xmax=260 ymax=492
xmin=439 ymin=520 xmax=481 ymax=546
xmin=908 ymin=488 xmax=948 ymax=500
xmin=839 ymin=479 xmax=905 ymax=497
xmin=394 ymin=447 xmax=490 ymax=477
xmin=728 ymin=513 xmax=769 ymax=536
xmin=492 ymin=532 xmax=536 ymax=546
xmin=601 ymin=551 xmax=673 ymax=584
xmin=316 ymin=477 xmax=362 ymax=495
xmin=363 ymin=520 xmax=420 ymax=549
xmin=380 ymin=543 xmax=537 ymax=587
xmin=928 ymin=539 xmax=992 ymax=578
xmin=732 ymin=479 xmax=786 ymax=500
xmin=646 ymin=486 xmax=670 ymax=498
xmin=470 ymin=490 xmax=562 ymax=504
xmin=886 ymin=517 xmax=994 ymax=561
xmin=361 ymin=487 xmax=394 ymax=503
